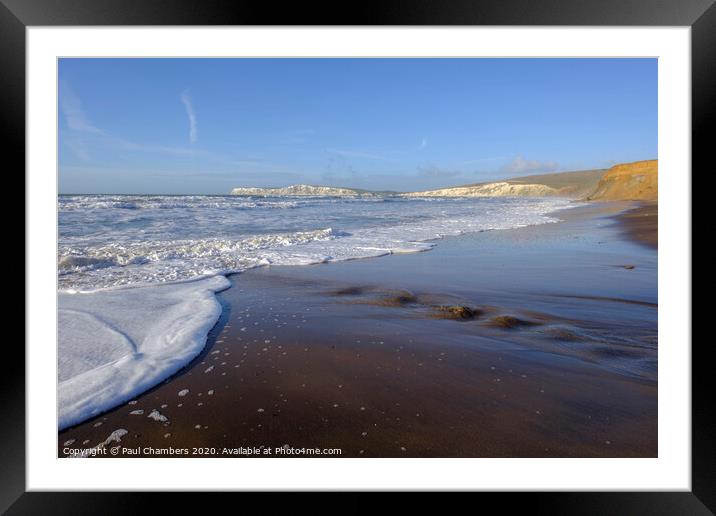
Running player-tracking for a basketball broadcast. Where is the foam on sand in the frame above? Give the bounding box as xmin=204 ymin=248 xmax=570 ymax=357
xmin=58 ymin=275 xmax=230 ymax=430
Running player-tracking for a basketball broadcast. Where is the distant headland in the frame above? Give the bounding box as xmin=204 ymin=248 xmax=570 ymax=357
xmin=231 ymin=160 xmax=657 ymax=201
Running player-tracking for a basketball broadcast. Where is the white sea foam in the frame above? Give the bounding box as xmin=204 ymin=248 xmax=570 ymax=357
xmin=73 ymin=428 xmax=128 ymax=458
xmin=58 ymin=194 xmax=575 ymax=428
xmin=58 ymin=275 xmax=229 ymax=430
xmin=147 ymin=409 xmax=169 ymax=423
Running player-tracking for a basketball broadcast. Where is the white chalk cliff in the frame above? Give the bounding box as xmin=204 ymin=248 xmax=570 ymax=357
xmin=230 ymin=184 xmax=370 ymax=196
xmin=401 ymin=182 xmax=559 ymax=198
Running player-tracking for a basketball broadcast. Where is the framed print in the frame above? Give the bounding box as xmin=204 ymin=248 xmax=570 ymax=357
xmin=4 ymin=0 xmax=710 ymax=511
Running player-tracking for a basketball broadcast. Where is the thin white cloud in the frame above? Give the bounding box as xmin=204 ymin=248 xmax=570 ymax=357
xmin=418 ymin=164 xmax=461 ymax=179
xmin=325 ymin=148 xmax=392 ymax=161
xmin=59 ymin=82 xmax=104 ymax=135
xmin=226 ymin=159 xmax=297 ymax=174
xmin=462 ymin=156 xmax=510 ymax=165
xmin=499 ymin=156 xmax=559 ymax=176
xmin=59 ymin=82 xmax=207 ymax=161
xmin=64 ymin=138 xmax=92 ymax=162
xmin=287 ymin=129 xmax=315 ymax=136
xmin=278 ymin=129 xmax=316 ymax=145
xmin=180 ymin=90 xmax=198 ymax=144
xmin=419 ymin=137 xmax=428 ymax=150
xmin=115 ymin=138 xmax=203 ymax=156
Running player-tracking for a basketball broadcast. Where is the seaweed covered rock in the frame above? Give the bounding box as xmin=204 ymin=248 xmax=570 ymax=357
xmin=487 ymin=315 xmax=539 ymax=329
xmin=432 ymin=305 xmax=480 ymax=320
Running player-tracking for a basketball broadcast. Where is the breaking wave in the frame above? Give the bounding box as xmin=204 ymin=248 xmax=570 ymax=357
xmin=59 ymin=194 xmax=574 ymax=291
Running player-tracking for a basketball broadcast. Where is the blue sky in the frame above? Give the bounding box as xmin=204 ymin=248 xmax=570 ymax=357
xmin=59 ymin=58 xmax=657 ymax=194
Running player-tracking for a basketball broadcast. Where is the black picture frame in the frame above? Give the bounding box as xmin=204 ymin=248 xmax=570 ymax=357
xmin=4 ymin=0 xmax=708 ymax=511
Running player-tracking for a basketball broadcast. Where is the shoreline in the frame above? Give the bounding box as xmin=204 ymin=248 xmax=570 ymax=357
xmin=58 ymin=201 xmax=657 ymax=458
xmin=615 ymin=202 xmax=658 ymax=249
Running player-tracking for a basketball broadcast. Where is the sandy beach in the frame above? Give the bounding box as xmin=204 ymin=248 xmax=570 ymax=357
xmin=58 ymin=202 xmax=657 ymax=458
xmin=616 ymin=202 xmax=658 ymax=249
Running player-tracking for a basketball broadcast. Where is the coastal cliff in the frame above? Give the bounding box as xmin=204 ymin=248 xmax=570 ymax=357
xmin=229 ymin=162 xmax=658 ymax=200
xmin=231 ymin=184 xmax=375 ymax=197
xmin=402 ymin=169 xmax=605 ymax=199
xmin=586 ymin=160 xmax=657 ymax=201
xmin=231 ymin=170 xmax=606 ymax=199
xmin=401 ymin=182 xmax=559 ymax=198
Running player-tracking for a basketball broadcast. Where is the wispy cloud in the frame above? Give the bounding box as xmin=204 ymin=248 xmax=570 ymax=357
xmin=462 ymin=156 xmax=511 ymax=166
xmin=225 ymin=159 xmax=297 ymax=174
xmin=60 ymin=81 xmax=207 ymax=161
xmin=59 ymin=82 xmax=104 ymax=135
xmin=64 ymin=138 xmax=92 ymax=162
xmin=419 ymin=137 xmax=428 ymax=150
xmin=276 ymin=128 xmax=316 ymax=145
xmin=180 ymin=90 xmax=198 ymax=144
xmin=417 ymin=164 xmax=461 ymax=179
xmin=115 ymin=139 xmax=203 ymax=156
xmin=288 ymin=129 xmax=315 ymax=136
xmin=325 ymin=148 xmax=392 ymax=161
xmin=319 ymin=164 xmax=474 ymax=192
xmin=499 ymin=156 xmax=559 ymax=176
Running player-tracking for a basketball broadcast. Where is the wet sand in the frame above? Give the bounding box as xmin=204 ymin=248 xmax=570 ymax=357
xmin=58 ymin=202 xmax=657 ymax=458
xmin=616 ymin=202 xmax=658 ymax=249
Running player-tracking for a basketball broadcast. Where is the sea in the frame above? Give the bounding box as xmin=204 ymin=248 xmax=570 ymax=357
xmin=58 ymin=194 xmax=573 ymax=292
